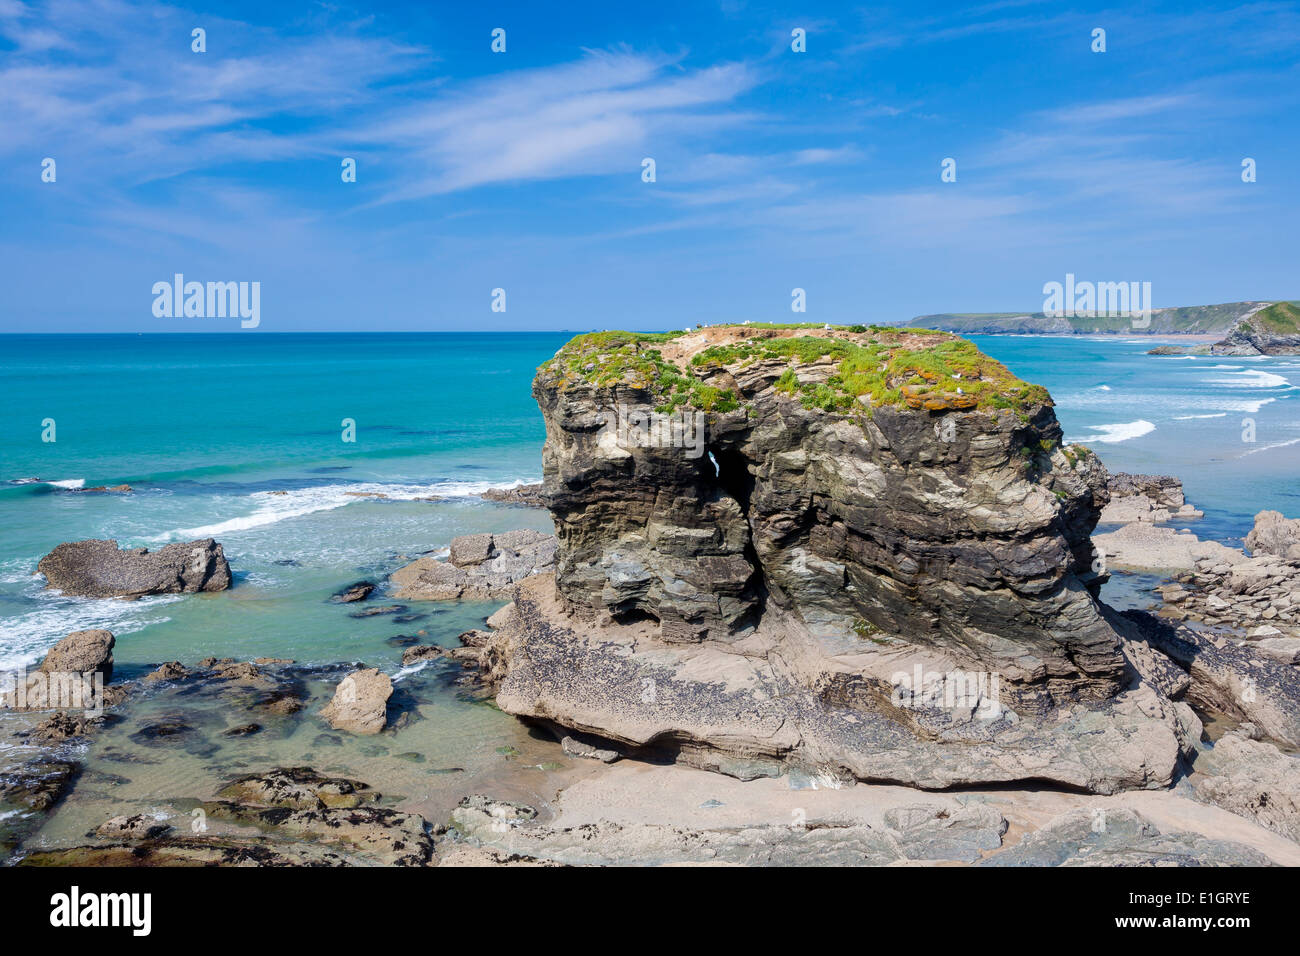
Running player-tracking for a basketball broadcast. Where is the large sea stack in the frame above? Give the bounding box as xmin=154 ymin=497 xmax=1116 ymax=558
xmin=475 ymin=325 xmax=1198 ymax=793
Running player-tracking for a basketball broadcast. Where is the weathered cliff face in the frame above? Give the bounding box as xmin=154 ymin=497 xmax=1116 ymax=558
xmin=536 ymin=325 xmax=1119 ymax=707
xmin=479 ymin=325 xmax=1194 ymax=794
xmin=1210 ymin=302 xmax=1300 ymax=356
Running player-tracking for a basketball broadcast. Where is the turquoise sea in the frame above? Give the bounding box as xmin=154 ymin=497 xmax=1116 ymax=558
xmin=2 ymin=331 xmax=1299 ymax=674
xmin=1 ymin=331 xmax=1298 ymax=846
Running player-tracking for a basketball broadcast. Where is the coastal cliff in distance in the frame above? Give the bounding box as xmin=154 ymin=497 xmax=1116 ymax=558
xmin=473 ymin=324 xmax=1199 ymax=794
xmin=913 ymin=301 xmax=1267 ymax=335
xmin=1149 ymin=301 xmax=1300 ymax=356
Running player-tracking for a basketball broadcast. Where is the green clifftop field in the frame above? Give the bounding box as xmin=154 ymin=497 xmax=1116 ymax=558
xmin=912 ymin=301 xmax=1269 ymax=335
xmin=1252 ymin=301 xmax=1300 ymax=334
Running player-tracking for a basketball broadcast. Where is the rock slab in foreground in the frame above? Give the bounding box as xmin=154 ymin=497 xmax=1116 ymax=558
xmin=38 ymin=538 xmax=231 ymax=598
xmin=452 ymin=794 xmax=1008 ymax=866
xmin=480 ymin=576 xmax=1189 ymax=795
xmin=978 ymin=808 xmax=1272 ymax=867
xmin=1120 ymin=610 xmax=1300 ymax=748
xmin=1192 ymin=728 xmax=1300 ymax=845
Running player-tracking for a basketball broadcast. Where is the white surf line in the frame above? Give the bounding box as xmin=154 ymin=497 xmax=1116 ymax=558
xmin=1240 ymin=437 xmax=1300 ymax=457
xmin=1068 ymin=420 xmax=1156 ymax=444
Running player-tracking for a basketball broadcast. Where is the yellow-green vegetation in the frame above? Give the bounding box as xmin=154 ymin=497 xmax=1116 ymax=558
xmin=1252 ymin=301 xmax=1300 ymax=335
xmin=852 ymin=617 xmax=889 ymax=644
xmin=540 ymin=330 xmax=740 ymax=412
xmin=690 ymin=328 xmax=1049 ymax=413
xmin=541 ymin=326 xmax=1050 ymax=416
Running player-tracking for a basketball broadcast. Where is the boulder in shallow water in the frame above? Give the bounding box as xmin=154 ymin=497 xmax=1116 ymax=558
xmin=37 ymin=538 xmax=231 ymax=598
xmin=38 ymin=629 xmax=115 ymax=680
xmin=319 ymin=668 xmax=392 ymax=735
xmin=43 ymin=629 xmax=114 ymax=677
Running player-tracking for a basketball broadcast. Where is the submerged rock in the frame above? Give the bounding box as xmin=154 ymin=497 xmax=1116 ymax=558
xmin=331 ymin=581 xmax=375 ymax=603
xmin=348 ymin=604 xmax=405 ymax=618
xmin=222 ymin=723 xmax=263 ymax=737
xmin=94 ymin=814 xmax=171 ymax=841
xmin=38 ymin=538 xmax=231 ymax=598
xmin=0 ymin=759 xmax=80 ymax=815
xmin=215 ymin=767 xmax=378 ymax=810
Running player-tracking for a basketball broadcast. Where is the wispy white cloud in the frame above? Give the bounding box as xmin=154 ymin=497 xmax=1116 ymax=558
xmin=352 ymin=51 xmax=759 ymax=200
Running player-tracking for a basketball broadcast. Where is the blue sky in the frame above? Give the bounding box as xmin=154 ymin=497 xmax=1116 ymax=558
xmin=2 ymin=0 xmax=1297 ymax=332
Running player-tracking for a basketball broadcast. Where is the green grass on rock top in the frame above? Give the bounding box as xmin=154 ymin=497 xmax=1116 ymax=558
xmin=540 ymin=324 xmax=1051 ymax=416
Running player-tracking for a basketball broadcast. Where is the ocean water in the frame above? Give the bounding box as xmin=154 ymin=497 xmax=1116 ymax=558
xmin=968 ymin=335 xmax=1300 ymax=545
xmin=0 ymin=331 xmax=1297 ymax=847
xmin=3 ymin=331 xmax=1298 ymax=670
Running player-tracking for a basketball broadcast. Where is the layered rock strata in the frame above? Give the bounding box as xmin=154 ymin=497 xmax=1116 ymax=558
xmin=474 ymin=325 xmax=1200 ymax=792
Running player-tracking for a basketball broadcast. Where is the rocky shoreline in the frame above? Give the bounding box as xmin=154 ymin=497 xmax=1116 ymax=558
xmin=6 ymin=325 xmax=1300 ymax=867
xmin=1145 ymin=301 xmax=1300 ymax=356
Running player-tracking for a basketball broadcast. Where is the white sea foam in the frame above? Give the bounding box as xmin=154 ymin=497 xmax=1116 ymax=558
xmin=393 ymin=661 xmax=433 ymax=681
xmin=153 ymin=478 xmax=535 ymax=543
xmin=1069 ymin=420 xmax=1156 ymax=444
xmin=1241 ymin=437 xmax=1300 ymax=457
xmin=1236 ymin=397 xmax=1278 ymax=414
xmin=0 ymin=591 xmax=178 ymax=673
xmin=1205 ymin=369 xmax=1294 ymax=389
xmin=1153 ymin=356 xmax=1198 ymax=360
xmin=46 ymin=478 xmax=85 ymax=489
xmin=1093 ymin=385 xmax=1111 ymax=391
xmin=1173 ymin=413 xmax=1229 ymax=420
